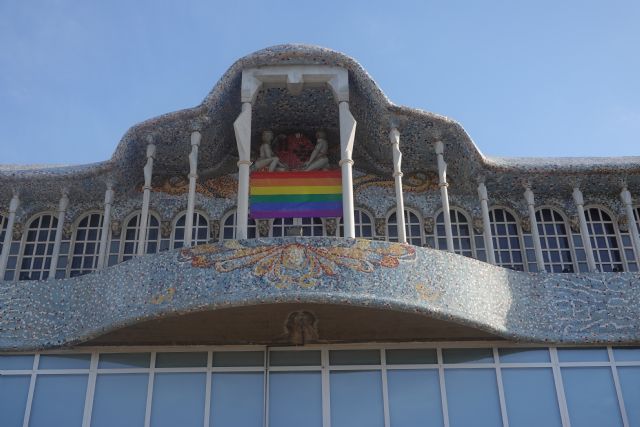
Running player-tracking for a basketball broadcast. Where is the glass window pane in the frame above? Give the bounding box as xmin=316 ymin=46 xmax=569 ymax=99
xmin=150 ymin=373 xmax=206 ymax=427
xmin=0 ymin=354 xmax=34 ymax=370
xmin=91 ymin=374 xmax=148 ymax=427
xmin=270 ymin=350 xmax=321 ymax=366
xmin=38 ymin=354 xmax=91 ymax=369
xmin=557 ymin=347 xmax=609 ymax=362
xmin=330 ymin=370 xmax=384 ymax=427
xmin=0 ymin=375 xmax=30 ymax=427
xmin=502 ymin=368 xmax=561 ymax=427
xmin=444 ymin=369 xmax=502 ymax=427
xmin=498 ymin=348 xmax=550 ymax=363
xmin=618 ymin=367 xmax=640 ymax=427
xmin=613 ymin=346 xmax=640 ymax=361
xmin=387 ymin=369 xmax=443 ymax=427
xmin=212 ymin=351 xmax=264 ymax=367
xmin=98 ymin=353 xmax=150 ymax=369
xmin=211 ymin=372 xmax=264 ymax=427
xmin=561 ymin=367 xmax=623 ymax=427
xmin=29 ymin=374 xmax=88 ymax=427
xmin=442 ymin=348 xmax=494 ymax=364
xmin=155 ymin=352 xmax=207 ymax=368
xmin=386 ymin=348 xmax=437 ymax=365
xmin=329 ymin=349 xmax=380 ymax=365
xmin=269 ymin=372 xmax=322 ymax=427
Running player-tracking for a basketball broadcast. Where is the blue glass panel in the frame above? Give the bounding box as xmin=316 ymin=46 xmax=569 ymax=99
xmin=618 ymin=367 xmax=640 ymax=427
xmin=562 ymin=367 xmax=622 ymax=427
xmin=558 ymin=347 xmax=609 ymax=362
xmin=444 ymin=369 xmax=502 ymax=427
xmin=39 ymin=354 xmax=91 ymax=369
xmin=443 ymin=348 xmax=494 ymax=364
xmin=330 ymin=370 xmax=384 ymax=427
xmin=329 ymin=350 xmax=380 ymax=365
xmin=29 ymin=374 xmax=88 ymax=427
xmin=386 ymin=349 xmax=437 ymax=364
xmin=387 ymin=369 xmax=443 ymax=427
xmin=269 ymin=372 xmax=322 ymax=427
xmin=498 ymin=348 xmax=550 ymax=363
xmin=155 ymin=352 xmax=207 ymax=368
xmin=91 ymin=374 xmax=148 ymax=427
xmin=211 ymin=372 xmax=264 ymax=427
xmin=98 ymin=353 xmax=150 ymax=369
xmin=0 ymin=375 xmax=30 ymax=427
xmin=613 ymin=346 xmax=640 ymax=361
xmin=0 ymin=354 xmax=34 ymax=370
xmin=270 ymin=350 xmax=321 ymax=366
xmin=212 ymin=351 xmax=264 ymax=367
xmin=150 ymin=373 xmax=206 ymax=427
xmin=502 ymin=368 xmax=561 ymax=427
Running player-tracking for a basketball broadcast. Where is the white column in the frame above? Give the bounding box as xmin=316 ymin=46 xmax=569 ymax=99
xmin=573 ymin=187 xmax=597 ymax=272
xmin=339 ymin=101 xmax=357 ymax=238
xmin=184 ymin=131 xmax=201 ymax=247
xmin=621 ymin=186 xmax=640 ymax=265
xmin=97 ymin=184 xmax=114 ymax=269
xmin=234 ymin=103 xmax=252 ymax=240
xmin=478 ymin=182 xmax=496 ymax=264
xmin=0 ymin=193 xmax=19 ymax=279
xmin=434 ymin=141 xmax=454 ymax=252
xmin=524 ymin=186 xmax=546 ymax=272
xmin=389 ymin=128 xmax=406 ymax=244
xmin=49 ymin=189 xmax=69 ymax=279
xmin=137 ymin=143 xmax=156 ymax=256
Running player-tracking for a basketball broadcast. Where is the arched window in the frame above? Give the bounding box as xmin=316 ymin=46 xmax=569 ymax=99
xmin=535 ymin=208 xmax=575 ymax=273
xmin=171 ymin=211 xmax=210 ymax=249
xmin=584 ymin=207 xmax=623 ymax=272
xmin=434 ymin=208 xmax=474 ymax=257
xmin=489 ymin=208 xmax=525 ymax=271
xmin=69 ymin=212 xmax=104 ymax=277
xmin=18 ymin=213 xmax=58 ymax=280
xmin=272 ymin=217 xmax=325 ymax=237
xmin=221 ymin=210 xmax=257 ymax=240
xmin=634 ymin=206 xmax=640 ymax=234
xmin=120 ymin=212 xmax=161 ymax=262
xmin=387 ymin=208 xmax=423 ymax=246
xmin=0 ymin=213 xmax=7 ymax=254
xmin=339 ymin=209 xmax=374 ymax=238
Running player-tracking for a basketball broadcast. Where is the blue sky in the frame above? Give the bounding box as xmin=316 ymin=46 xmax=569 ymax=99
xmin=1 ymin=0 xmax=639 ymax=164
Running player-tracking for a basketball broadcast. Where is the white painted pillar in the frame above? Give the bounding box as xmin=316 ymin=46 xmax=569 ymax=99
xmin=97 ymin=184 xmax=114 ymax=269
xmin=0 ymin=193 xmax=19 ymax=279
xmin=434 ymin=141 xmax=454 ymax=252
xmin=49 ymin=189 xmax=69 ymax=279
xmin=184 ymin=131 xmax=201 ymax=247
xmin=621 ymin=186 xmax=640 ymax=265
xmin=234 ymin=103 xmax=252 ymax=240
xmin=478 ymin=182 xmax=496 ymax=264
xmin=339 ymin=101 xmax=357 ymax=238
xmin=573 ymin=187 xmax=597 ymax=272
xmin=389 ymin=128 xmax=406 ymax=244
xmin=524 ymin=186 xmax=546 ymax=272
xmin=137 ymin=143 xmax=156 ymax=256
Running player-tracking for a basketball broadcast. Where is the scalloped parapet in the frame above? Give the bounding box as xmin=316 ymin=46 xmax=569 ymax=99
xmin=1 ymin=237 xmax=639 ymax=351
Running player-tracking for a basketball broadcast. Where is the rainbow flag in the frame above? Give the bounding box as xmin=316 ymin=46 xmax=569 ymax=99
xmin=250 ymin=170 xmax=343 ymax=219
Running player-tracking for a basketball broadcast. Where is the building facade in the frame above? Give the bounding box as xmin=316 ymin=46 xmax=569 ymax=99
xmin=1 ymin=45 xmax=640 ymax=427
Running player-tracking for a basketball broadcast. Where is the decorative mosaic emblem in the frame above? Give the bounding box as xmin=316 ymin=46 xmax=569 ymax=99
xmin=178 ymin=239 xmax=416 ymax=288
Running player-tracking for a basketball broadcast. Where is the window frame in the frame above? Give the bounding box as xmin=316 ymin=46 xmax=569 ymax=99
xmin=534 ymin=206 xmax=579 ymax=273
xmin=170 ymin=210 xmax=211 ymax=249
xmin=583 ymin=204 xmax=625 ymax=272
xmin=66 ymin=211 xmax=105 ymax=278
xmin=433 ymin=207 xmax=476 ymax=258
xmin=488 ymin=206 xmax=528 ymax=272
xmin=117 ymin=210 xmax=162 ymax=263
xmin=386 ymin=207 xmax=424 ymax=246
xmin=16 ymin=212 xmax=59 ymax=281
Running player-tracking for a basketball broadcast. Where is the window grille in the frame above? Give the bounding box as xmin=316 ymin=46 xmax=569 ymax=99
xmin=435 ymin=208 xmax=474 ymax=257
xmin=69 ymin=213 xmax=104 ymax=277
xmin=0 ymin=213 xmax=6 ymax=254
xmin=171 ymin=212 xmax=210 ymax=249
xmin=584 ymin=207 xmax=624 ymax=272
xmin=120 ymin=212 xmax=161 ymax=262
xmin=387 ymin=209 xmax=423 ymax=246
xmin=535 ymin=208 xmax=576 ymax=273
xmin=221 ymin=210 xmax=257 ymax=240
xmin=272 ymin=217 xmax=325 ymax=237
xmin=339 ymin=209 xmax=374 ymax=238
xmin=18 ymin=214 xmax=58 ymax=280
xmin=489 ymin=208 xmax=525 ymax=271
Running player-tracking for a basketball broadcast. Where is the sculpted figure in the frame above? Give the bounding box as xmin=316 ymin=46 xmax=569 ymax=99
xmin=253 ymin=130 xmax=287 ymax=172
xmin=304 ymin=130 xmax=330 ymax=171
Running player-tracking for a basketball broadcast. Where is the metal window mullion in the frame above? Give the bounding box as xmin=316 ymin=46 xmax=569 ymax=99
xmin=550 ymin=347 xmax=571 ymax=427
xmin=437 ymin=347 xmax=450 ymax=427
xmin=493 ymin=347 xmax=509 ymax=427
xmin=608 ymin=347 xmax=630 ymax=427
xmin=264 ymin=349 xmax=270 ymax=427
xmin=321 ymin=348 xmax=331 ymax=427
xmin=21 ymin=353 xmax=39 ymax=427
xmin=143 ymin=352 xmax=156 ymax=427
xmin=380 ymin=349 xmax=391 ymax=427
xmin=203 ymin=350 xmax=212 ymax=427
xmin=81 ymin=351 xmax=98 ymax=427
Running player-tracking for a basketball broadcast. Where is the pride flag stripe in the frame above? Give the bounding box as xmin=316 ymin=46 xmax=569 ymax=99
xmin=250 ymin=185 xmax=342 ymax=196
xmin=251 ymin=194 xmax=342 ymax=203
